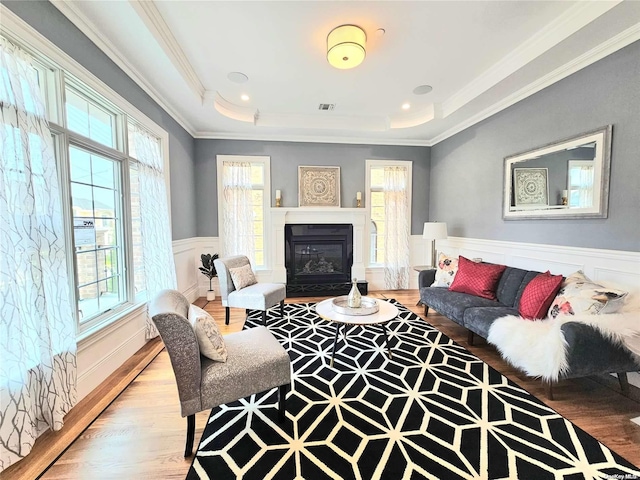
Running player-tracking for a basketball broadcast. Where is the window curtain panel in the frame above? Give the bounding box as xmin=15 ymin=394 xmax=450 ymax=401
xmin=382 ymin=166 xmax=410 ymax=290
xmin=0 ymin=38 xmax=77 ymax=471
xmin=130 ymin=124 xmax=177 ymax=340
xmin=577 ymin=166 xmax=594 ymax=208
xmin=221 ymin=161 xmax=256 ymax=264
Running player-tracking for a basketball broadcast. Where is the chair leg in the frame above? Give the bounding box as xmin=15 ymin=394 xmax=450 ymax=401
xmin=618 ymin=372 xmax=630 ymax=395
xmin=280 ymin=300 xmax=284 ymax=318
xmin=225 ymin=307 xmax=230 ymax=325
xmin=467 ymin=331 xmax=474 ymax=346
xmin=184 ymin=414 xmax=195 ymax=457
xmin=423 ymin=305 xmax=429 ymax=316
xmin=278 ymin=384 xmax=288 ymax=422
xmin=262 ymin=310 xmax=267 ymax=326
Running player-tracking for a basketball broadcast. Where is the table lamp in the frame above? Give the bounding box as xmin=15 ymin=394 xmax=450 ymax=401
xmin=422 ymin=222 xmax=448 ymax=267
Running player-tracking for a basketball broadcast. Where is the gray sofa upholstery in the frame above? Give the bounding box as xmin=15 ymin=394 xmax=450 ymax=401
xmin=418 ymin=267 xmax=639 ymax=398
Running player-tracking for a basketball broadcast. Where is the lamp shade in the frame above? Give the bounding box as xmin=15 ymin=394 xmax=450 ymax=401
xmin=327 ymin=25 xmax=366 ymax=70
xmin=422 ymin=222 xmax=448 ymax=240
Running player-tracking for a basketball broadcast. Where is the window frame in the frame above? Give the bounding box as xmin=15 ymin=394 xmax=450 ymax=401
xmin=1 ymin=14 xmax=171 ymax=341
xmin=365 ymin=159 xmax=413 ymax=267
xmin=216 ymin=155 xmax=271 ymax=270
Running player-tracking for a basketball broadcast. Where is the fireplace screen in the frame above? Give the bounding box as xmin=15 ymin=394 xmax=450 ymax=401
xmin=285 ymin=224 xmax=353 ymax=286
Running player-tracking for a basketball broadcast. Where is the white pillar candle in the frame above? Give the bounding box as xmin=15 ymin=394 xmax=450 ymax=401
xmin=276 ymin=189 xmax=281 ymax=200
xmin=356 ymin=191 xmax=362 ymax=200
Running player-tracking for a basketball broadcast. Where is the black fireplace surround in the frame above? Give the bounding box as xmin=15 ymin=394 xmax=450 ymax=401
xmin=285 ymin=223 xmax=367 ymax=297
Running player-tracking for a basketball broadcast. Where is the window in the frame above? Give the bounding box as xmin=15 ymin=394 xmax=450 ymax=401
xmin=69 ymin=145 xmax=124 ymax=322
xmin=366 ymin=159 xmax=412 ymax=267
xmin=217 ymin=155 xmax=270 ymax=267
xmin=0 ymin=31 xmax=172 ymax=337
xmin=368 ymin=166 xmax=389 ymax=264
xmin=65 ymin=86 xmax=117 ymax=149
xmin=568 ymin=160 xmax=595 ymax=208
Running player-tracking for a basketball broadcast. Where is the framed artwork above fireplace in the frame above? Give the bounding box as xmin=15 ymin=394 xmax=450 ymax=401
xmin=298 ymin=166 xmax=340 ymax=207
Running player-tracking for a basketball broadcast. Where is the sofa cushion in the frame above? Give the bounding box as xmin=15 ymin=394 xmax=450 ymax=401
xmin=420 ymin=287 xmax=500 ymax=324
xmin=518 ymin=271 xmax=563 ymax=320
xmin=495 ymin=267 xmax=538 ymax=307
xmin=449 ymin=256 xmax=506 ymax=300
xmin=463 ymin=306 xmax=519 ymax=339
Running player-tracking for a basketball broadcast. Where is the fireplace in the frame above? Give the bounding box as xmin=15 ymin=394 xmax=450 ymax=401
xmin=285 ymin=223 xmax=367 ymax=296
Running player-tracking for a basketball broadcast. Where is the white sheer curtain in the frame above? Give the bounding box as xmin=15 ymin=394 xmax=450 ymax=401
xmin=0 ymin=38 xmax=76 ymax=471
xmin=221 ymin=161 xmax=256 ymax=264
xmin=383 ymin=166 xmax=410 ymax=289
xmin=576 ymin=166 xmax=594 ymax=208
xmin=130 ymin=124 xmax=177 ymax=339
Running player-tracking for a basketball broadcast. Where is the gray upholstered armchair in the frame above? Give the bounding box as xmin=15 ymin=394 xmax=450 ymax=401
xmin=214 ymin=255 xmax=286 ymax=326
xmin=149 ymin=289 xmax=291 ymax=457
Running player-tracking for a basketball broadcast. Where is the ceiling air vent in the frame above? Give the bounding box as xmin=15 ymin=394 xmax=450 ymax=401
xmin=318 ymin=103 xmax=336 ymax=111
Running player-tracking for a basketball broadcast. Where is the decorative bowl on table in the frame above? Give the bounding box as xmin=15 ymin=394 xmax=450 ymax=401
xmin=331 ymin=296 xmax=379 ymax=315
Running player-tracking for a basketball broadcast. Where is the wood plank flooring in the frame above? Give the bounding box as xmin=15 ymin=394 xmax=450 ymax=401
xmin=5 ymin=291 xmax=639 ymax=479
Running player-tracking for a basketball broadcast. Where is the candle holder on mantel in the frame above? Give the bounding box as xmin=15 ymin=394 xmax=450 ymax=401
xmin=356 ymin=191 xmax=362 ymax=208
xmin=275 ymin=189 xmax=282 ymax=207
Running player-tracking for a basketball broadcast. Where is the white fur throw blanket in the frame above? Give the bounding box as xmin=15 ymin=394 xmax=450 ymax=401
xmin=487 ymin=296 xmax=640 ymax=381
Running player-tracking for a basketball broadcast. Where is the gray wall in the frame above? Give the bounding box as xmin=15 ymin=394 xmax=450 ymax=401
xmin=194 ymin=140 xmax=430 ymax=237
xmin=4 ymin=0 xmax=198 ymax=240
xmin=430 ymin=40 xmax=640 ymax=252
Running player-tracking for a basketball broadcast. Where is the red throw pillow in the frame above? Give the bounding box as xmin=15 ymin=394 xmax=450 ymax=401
xmin=448 ymin=256 xmax=507 ymax=300
xmin=518 ymin=271 xmax=563 ymax=320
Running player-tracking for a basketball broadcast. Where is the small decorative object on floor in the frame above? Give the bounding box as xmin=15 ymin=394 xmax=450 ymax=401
xmin=199 ymin=253 xmax=219 ymax=301
xmin=347 ymin=278 xmax=362 ymax=308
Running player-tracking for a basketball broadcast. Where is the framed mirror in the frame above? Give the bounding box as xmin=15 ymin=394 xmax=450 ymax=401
xmin=503 ymin=125 xmax=612 ymax=220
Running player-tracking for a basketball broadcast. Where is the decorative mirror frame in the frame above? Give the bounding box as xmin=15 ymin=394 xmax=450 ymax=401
xmin=502 ymin=125 xmax=612 ymax=220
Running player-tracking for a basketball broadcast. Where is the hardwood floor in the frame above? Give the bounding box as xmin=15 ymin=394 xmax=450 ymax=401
xmin=5 ymin=291 xmax=640 ymax=479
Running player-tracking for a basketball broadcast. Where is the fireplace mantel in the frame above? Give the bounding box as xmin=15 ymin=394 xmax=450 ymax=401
xmin=269 ymin=207 xmax=367 ymax=284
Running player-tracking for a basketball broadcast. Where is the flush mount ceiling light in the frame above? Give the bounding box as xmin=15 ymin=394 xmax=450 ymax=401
xmin=327 ymin=25 xmax=366 ymax=70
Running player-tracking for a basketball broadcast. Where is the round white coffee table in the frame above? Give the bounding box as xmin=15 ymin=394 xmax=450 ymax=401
xmin=315 ymin=297 xmax=399 ymax=367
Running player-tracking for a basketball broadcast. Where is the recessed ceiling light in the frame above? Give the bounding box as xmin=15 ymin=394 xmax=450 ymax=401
xmin=241 ymin=94 xmax=250 ymax=101
xmin=402 ymin=103 xmax=411 ymax=110
xmin=375 ymin=28 xmax=386 ymax=37
xmin=413 ymin=85 xmax=433 ymax=95
xmin=227 ymin=72 xmax=249 ymax=84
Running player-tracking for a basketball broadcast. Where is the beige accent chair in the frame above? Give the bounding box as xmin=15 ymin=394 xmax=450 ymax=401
xmin=214 ymin=255 xmax=286 ymax=326
xmin=149 ymin=289 xmax=291 ymax=457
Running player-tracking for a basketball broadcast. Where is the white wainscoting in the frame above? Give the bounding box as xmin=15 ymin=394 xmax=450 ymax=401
xmin=436 ymin=237 xmax=640 ymax=292
xmin=77 ymin=311 xmax=146 ymax=400
xmin=68 ymin=234 xmax=640 ymax=406
xmin=172 ymin=235 xmax=640 ymax=294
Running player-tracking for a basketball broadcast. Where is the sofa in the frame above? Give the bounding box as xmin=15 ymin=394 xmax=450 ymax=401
xmin=418 ymin=266 xmax=639 ymax=399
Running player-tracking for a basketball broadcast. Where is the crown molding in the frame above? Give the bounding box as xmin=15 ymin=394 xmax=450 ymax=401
xmin=128 ymin=0 xmax=206 ymax=100
xmin=192 ymin=131 xmax=432 ymax=147
xmin=431 ymin=21 xmax=640 ymax=146
xmin=441 ymin=1 xmax=621 ymax=118
xmin=49 ymin=0 xmax=197 ymax=136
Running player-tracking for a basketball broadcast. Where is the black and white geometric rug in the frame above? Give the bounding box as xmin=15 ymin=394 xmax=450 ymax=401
xmin=187 ymin=300 xmax=640 ymax=480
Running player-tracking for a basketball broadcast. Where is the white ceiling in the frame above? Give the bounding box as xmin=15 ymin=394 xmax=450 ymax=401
xmin=53 ymin=1 xmax=640 ymax=146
